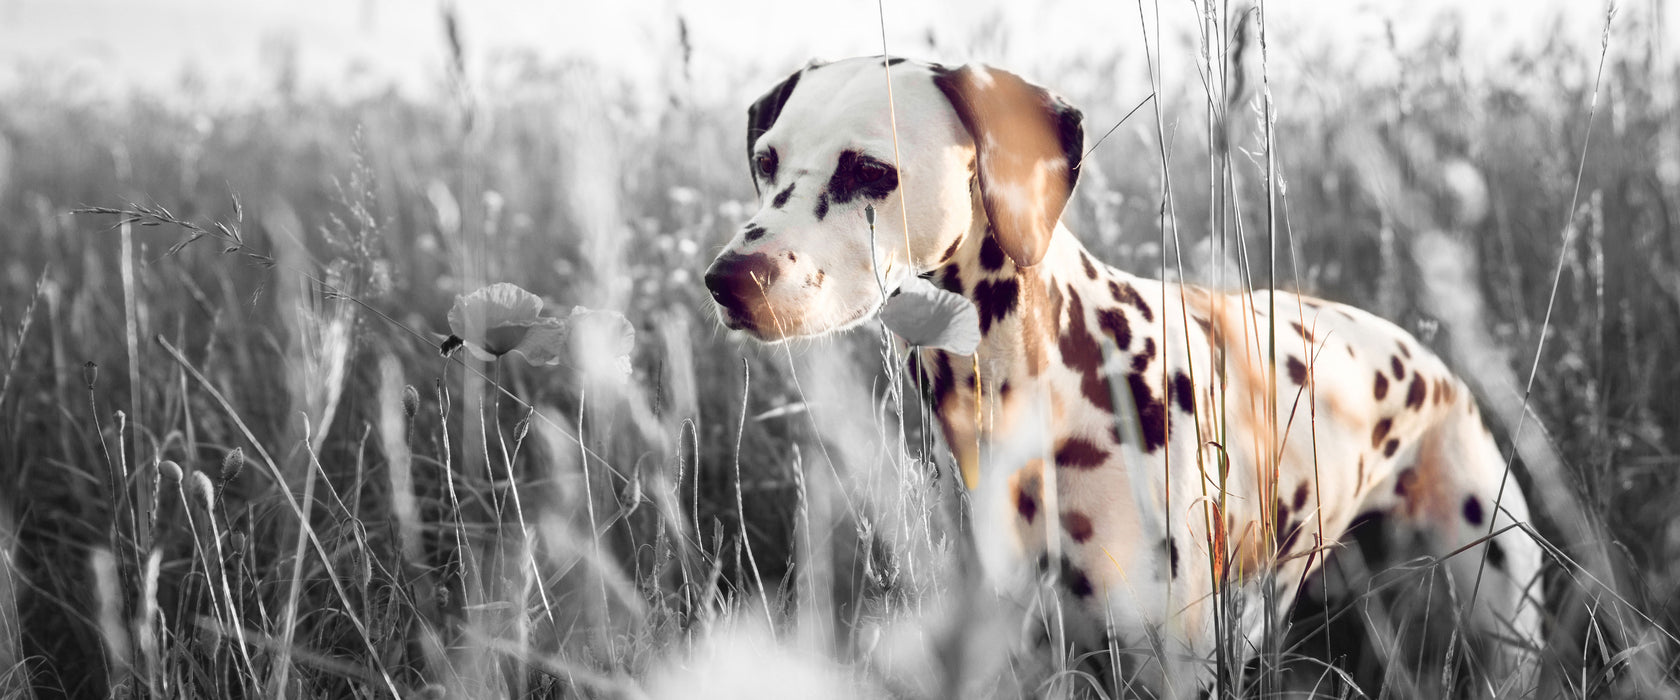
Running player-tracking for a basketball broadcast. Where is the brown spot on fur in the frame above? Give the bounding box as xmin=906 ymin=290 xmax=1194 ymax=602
xmin=1396 ymin=340 xmax=1412 ymax=359
xmin=1383 ymin=438 xmax=1400 ymax=458
xmin=1405 ymin=374 xmax=1427 ymax=410
xmin=938 ymin=236 xmax=964 ymax=265
xmin=1371 ymin=417 xmax=1392 ymax=448
xmin=1292 ymin=482 xmax=1310 ymax=510
xmin=1054 ymin=436 xmax=1109 ymax=469
xmin=1062 ymin=511 xmax=1094 ymax=543
xmin=1109 ymin=280 xmax=1153 ymax=321
xmin=1080 ymin=250 xmax=1097 ymax=279
xmin=1290 ymin=321 xmax=1313 ymax=343
xmin=1391 ymin=356 xmax=1406 ymax=381
xmin=1047 ymin=283 xmax=1065 ymax=332
xmin=1395 ymin=467 xmax=1417 ymax=497
xmin=1374 ymin=371 xmax=1389 ymax=400
xmin=1016 ymin=487 xmax=1038 ymax=523
xmin=1131 ymin=337 xmax=1155 ymax=373
xmin=1286 ymin=356 xmax=1307 ymax=386
xmin=1059 ymin=290 xmax=1114 ymax=412
xmin=1096 ymin=307 xmax=1131 ymax=352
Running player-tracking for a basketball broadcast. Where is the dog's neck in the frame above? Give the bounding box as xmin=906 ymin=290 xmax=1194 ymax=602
xmin=920 ymin=213 xmax=1093 ymax=487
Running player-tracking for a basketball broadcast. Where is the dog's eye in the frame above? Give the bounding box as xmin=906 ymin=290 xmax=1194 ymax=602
xmin=856 ymin=161 xmax=890 ymax=184
xmin=755 ymin=150 xmax=777 ymax=178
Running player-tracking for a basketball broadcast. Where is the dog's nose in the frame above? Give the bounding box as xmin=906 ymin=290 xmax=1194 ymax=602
xmin=704 ymin=252 xmax=781 ymax=315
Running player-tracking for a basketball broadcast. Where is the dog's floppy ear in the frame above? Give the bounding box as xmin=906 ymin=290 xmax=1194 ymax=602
xmin=746 ymin=60 xmax=823 ymax=195
xmin=932 ymin=64 xmax=1084 ymax=267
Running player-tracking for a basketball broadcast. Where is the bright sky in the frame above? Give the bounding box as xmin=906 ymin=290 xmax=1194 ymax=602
xmin=0 ymin=0 xmax=1654 ymax=105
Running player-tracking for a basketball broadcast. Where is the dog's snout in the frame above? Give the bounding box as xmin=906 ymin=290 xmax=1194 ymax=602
xmin=704 ymin=252 xmax=780 ymax=315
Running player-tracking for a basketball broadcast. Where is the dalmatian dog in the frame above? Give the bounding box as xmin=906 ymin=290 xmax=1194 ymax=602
xmin=703 ymin=56 xmax=1543 ymax=696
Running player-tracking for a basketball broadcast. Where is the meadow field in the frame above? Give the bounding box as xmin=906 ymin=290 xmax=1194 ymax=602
xmin=0 ymin=4 xmax=1677 ymax=698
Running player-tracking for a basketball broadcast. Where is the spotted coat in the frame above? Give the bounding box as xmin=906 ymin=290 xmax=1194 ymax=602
xmin=704 ymin=56 xmax=1542 ymax=696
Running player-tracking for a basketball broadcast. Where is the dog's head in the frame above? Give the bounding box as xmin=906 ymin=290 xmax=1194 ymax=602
xmin=704 ymin=57 xmax=1084 ymax=341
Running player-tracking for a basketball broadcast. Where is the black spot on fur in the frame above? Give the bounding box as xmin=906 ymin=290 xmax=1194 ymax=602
xmin=1060 ymin=558 xmax=1094 ymax=597
xmin=1058 ymin=290 xmax=1113 ymax=413
xmin=885 ymin=56 xmax=908 ymax=67
xmin=973 ymin=277 xmax=1020 ymax=335
xmin=1293 ymin=482 xmax=1311 ymax=511
xmin=937 ymin=268 xmax=964 ymax=296
xmin=1171 ymin=371 xmax=1195 ymax=414
xmin=825 ymin=149 xmax=899 ymax=206
xmin=746 ymin=69 xmax=805 ymax=191
xmin=1131 ymin=337 xmax=1155 ymax=373
xmin=1383 ymin=438 xmax=1399 ymax=458
xmin=1055 ymin=436 xmax=1109 ymax=470
xmin=771 ymin=183 xmax=795 ymax=208
xmin=1286 ymin=356 xmax=1307 ymax=386
xmin=1463 ymin=496 xmax=1484 ymax=526
xmin=1405 ymin=374 xmax=1428 ymax=410
xmin=743 ymin=224 xmax=767 ymax=243
xmin=1109 ymin=281 xmax=1153 ymax=321
xmin=1127 ymin=372 xmax=1168 ymax=453
xmin=1017 ymin=488 xmax=1038 ymax=524
xmin=1062 ymin=511 xmax=1094 ymax=542
xmin=1166 ymin=538 xmax=1180 ymax=578
xmin=1371 ymin=418 xmax=1392 ymax=448
xmin=1095 ymin=307 xmax=1131 ymax=352
xmin=1374 ymin=371 xmax=1389 ymax=400
xmin=979 ymin=228 xmax=1006 ymax=271
xmin=1486 ymin=540 xmax=1507 ymax=570
xmin=813 ymin=192 xmax=830 ymax=221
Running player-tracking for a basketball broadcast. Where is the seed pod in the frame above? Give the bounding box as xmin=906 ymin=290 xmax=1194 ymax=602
xmin=402 ymin=385 xmax=420 ymax=419
xmin=82 ymin=361 xmax=98 ymax=390
xmin=159 ymin=460 xmax=183 ymax=482
xmin=865 ymin=204 xmax=876 ymax=226
xmin=512 ymin=415 xmax=530 ymax=443
xmin=220 ymin=447 xmax=245 ymax=484
xmin=190 ymin=471 xmax=216 ymax=508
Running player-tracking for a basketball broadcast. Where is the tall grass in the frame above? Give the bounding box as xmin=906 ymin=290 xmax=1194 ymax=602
xmin=0 ymin=4 xmax=1677 ymax=698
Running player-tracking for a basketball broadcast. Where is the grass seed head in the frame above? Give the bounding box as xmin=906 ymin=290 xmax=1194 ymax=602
xmin=82 ymin=361 xmax=97 ymax=390
xmin=189 ymin=471 xmax=216 ymax=508
xmin=220 ymin=447 xmax=244 ymax=483
xmin=159 ymin=460 xmax=182 ymax=482
xmin=402 ymin=384 xmax=419 ymax=419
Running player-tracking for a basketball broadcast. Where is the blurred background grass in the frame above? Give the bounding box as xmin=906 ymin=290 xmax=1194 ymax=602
xmin=0 ymin=1 xmax=1676 ymax=697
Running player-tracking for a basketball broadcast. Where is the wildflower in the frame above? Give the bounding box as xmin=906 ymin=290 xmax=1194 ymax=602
xmin=445 ymin=283 xmax=569 ymax=364
xmin=445 ymin=284 xmax=635 ymax=377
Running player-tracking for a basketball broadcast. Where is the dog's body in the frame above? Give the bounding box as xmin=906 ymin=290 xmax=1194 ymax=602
xmin=705 ymin=57 xmax=1542 ymax=696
